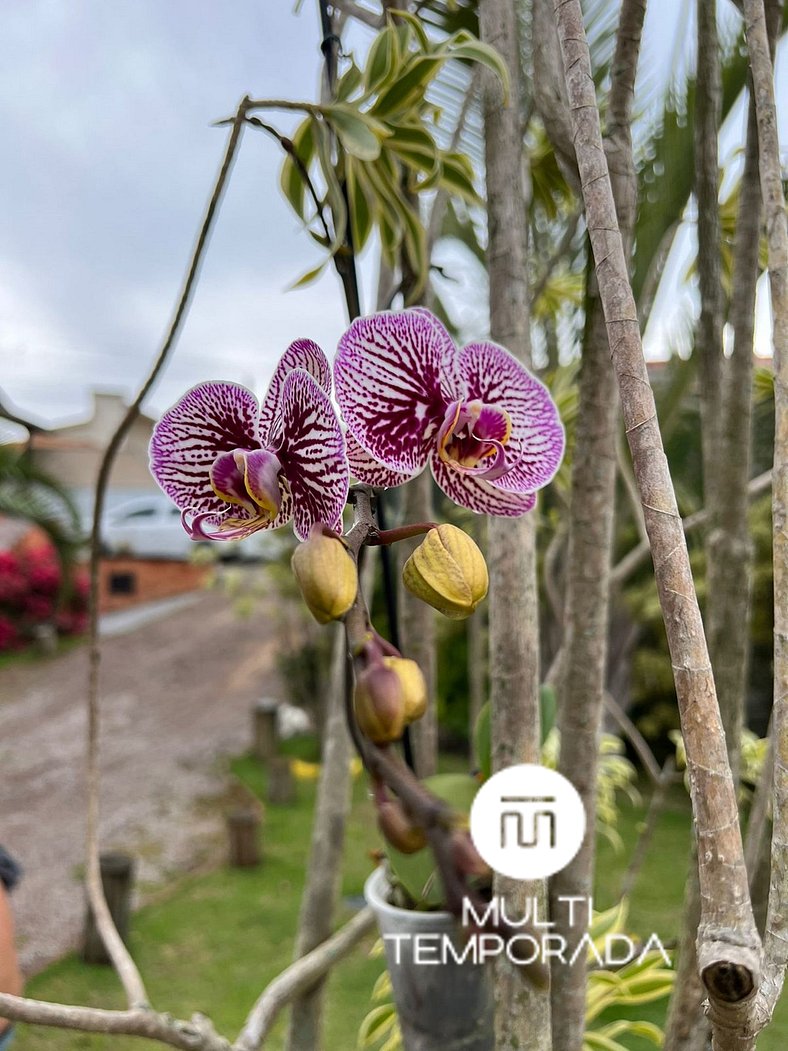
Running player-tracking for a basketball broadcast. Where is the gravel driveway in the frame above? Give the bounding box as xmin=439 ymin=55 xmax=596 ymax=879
xmin=0 ymin=591 xmax=280 ymax=974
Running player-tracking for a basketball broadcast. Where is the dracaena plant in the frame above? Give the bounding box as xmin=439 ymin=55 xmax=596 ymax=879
xmin=148 ymin=306 xmax=564 ymax=976
xmin=266 ymin=14 xmax=509 ymax=298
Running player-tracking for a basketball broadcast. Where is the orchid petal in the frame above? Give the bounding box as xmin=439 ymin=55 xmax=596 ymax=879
xmin=278 ymin=369 xmax=349 ymax=540
xmin=459 ymin=342 xmax=565 ymax=491
xmin=150 ymin=382 xmax=260 ymax=514
xmin=431 ymin=453 xmax=537 ymax=517
xmin=334 ymin=309 xmax=460 ymax=475
xmin=346 ymin=433 xmax=416 ymax=489
xmin=259 ymin=339 xmax=332 ymax=445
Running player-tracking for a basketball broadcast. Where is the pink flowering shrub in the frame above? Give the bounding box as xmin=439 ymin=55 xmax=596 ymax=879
xmin=0 ymin=544 xmax=88 ymax=653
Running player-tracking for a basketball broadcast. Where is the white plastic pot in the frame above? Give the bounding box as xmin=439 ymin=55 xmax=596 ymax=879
xmin=364 ymin=866 xmax=494 ymax=1051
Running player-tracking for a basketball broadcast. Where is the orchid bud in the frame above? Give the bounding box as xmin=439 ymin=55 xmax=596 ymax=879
xmin=291 ymin=528 xmax=358 ymax=624
xmin=402 ymin=524 xmax=488 ymax=620
xmin=377 ymin=799 xmax=427 ymax=854
xmin=382 ymin=656 xmax=427 ymax=724
xmin=354 ymin=662 xmax=405 ymax=744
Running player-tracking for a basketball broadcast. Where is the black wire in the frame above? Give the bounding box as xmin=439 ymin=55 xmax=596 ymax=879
xmin=316 ymin=0 xmax=413 ymax=773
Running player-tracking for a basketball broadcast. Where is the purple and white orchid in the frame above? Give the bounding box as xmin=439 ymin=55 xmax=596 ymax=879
xmin=149 ymin=340 xmax=349 ymax=542
xmin=333 ymin=308 xmax=564 ymax=516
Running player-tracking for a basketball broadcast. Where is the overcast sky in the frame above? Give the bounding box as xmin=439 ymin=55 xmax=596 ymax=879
xmin=1 ymin=1 xmax=786 ymax=431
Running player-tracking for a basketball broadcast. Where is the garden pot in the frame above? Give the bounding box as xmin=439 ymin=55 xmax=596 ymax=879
xmin=364 ymin=866 xmax=494 ymax=1051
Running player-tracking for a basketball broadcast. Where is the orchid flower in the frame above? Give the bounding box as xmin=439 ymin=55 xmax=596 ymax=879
xmin=149 ymin=340 xmax=349 ymax=542
xmin=333 ymin=309 xmax=564 ymax=516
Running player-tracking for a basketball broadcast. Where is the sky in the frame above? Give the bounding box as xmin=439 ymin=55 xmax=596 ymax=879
xmin=0 ymin=0 xmax=786 ymax=433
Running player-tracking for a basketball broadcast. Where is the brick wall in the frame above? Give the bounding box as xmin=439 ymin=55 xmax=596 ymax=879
xmin=99 ymin=558 xmax=211 ymax=613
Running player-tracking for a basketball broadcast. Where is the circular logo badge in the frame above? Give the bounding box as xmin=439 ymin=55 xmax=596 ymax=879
xmin=469 ymin=764 xmax=586 ymax=880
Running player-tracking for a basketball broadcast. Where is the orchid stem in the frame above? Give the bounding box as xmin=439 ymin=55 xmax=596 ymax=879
xmin=369 ymin=522 xmax=438 ymax=546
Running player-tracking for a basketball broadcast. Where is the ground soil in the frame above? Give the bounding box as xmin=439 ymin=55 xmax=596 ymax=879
xmin=0 ymin=592 xmax=281 ymax=975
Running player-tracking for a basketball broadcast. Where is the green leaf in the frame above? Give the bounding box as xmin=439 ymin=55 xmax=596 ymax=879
xmin=379 ymin=1028 xmax=403 ymax=1051
xmin=385 ymin=123 xmax=440 ymax=175
xmin=346 ymin=158 xmax=374 ymax=251
xmin=444 ymin=32 xmax=510 ymax=103
xmin=399 ymin=198 xmax=428 ymax=303
xmin=583 ymin=1032 xmax=630 ymax=1051
xmin=314 ymin=119 xmax=347 ymax=253
xmin=438 ymin=151 xmax=482 ymax=206
xmin=279 ymin=117 xmax=316 ymax=222
xmin=386 ymin=8 xmax=430 ymax=50
xmin=372 ymin=55 xmax=444 ymax=118
xmin=371 ymin=969 xmax=393 ymax=1002
xmin=289 ymin=259 xmax=328 ymax=290
xmin=336 ymin=60 xmax=364 ymax=102
xmin=355 ymin=158 xmax=404 ymax=258
xmin=364 ymin=25 xmax=400 ymax=95
xmin=323 ymin=103 xmax=391 ymax=161
xmin=358 ymin=1004 xmax=397 ymax=1048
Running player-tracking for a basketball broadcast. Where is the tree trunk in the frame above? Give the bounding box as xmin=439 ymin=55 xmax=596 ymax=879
xmin=285 ymin=625 xmax=353 ymax=1051
xmin=478 ymin=0 xmax=551 ymax=1046
xmin=399 ymin=471 xmax=438 ymax=777
xmin=468 ymin=518 xmax=488 ymax=763
xmin=549 ymin=3 xmax=645 ymax=1048
xmin=552 ymin=5 xmax=761 ymax=1049
xmin=664 ymin=5 xmax=725 ymax=1045
xmin=743 ymin=0 xmax=788 ymax=1030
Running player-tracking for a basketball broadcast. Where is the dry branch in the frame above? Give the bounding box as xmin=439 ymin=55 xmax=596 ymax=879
xmin=552 ymin=0 xmax=761 ymax=1038
xmin=0 ymin=996 xmax=230 ymax=1051
xmin=84 ymin=96 xmax=251 ymax=1010
xmin=235 ymin=907 xmax=376 ymax=1051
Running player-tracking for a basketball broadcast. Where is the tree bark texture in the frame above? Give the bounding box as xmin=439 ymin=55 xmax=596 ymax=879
xmin=478 ymin=0 xmax=551 ymax=1046
xmin=549 ymin=3 xmax=645 ymax=1048
xmin=468 ymin=517 xmax=488 ymax=763
xmin=285 ymin=625 xmax=353 ymax=1051
xmin=694 ymin=0 xmax=725 ymax=513
xmin=665 ymin=9 xmax=756 ymax=1047
xmin=552 ymin=4 xmax=762 ymax=1048
xmin=743 ymin=0 xmax=788 ymax=1029
xmin=398 ymin=471 xmax=438 ymax=777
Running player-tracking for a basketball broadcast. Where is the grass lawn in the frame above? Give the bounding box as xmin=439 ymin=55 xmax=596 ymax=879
xmin=15 ymin=757 xmax=788 ymax=1050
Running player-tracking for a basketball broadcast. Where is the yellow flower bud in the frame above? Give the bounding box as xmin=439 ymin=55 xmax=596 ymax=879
xmin=402 ymin=524 xmax=488 ymax=619
xmin=354 ymin=663 xmax=405 ymax=744
xmin=377 ymin=799 xmax=427 ymax=854
xmin=383 ymin=656 xmax=427 ymax=724
xmin=291 ymin=530 xmax=358 ymax=624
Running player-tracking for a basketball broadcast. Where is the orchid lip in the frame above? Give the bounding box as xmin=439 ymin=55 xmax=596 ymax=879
xmin=436 ymin=399 xmax=513 ymax=478
xmin=209 ymin=447 xmax=283 ymax=523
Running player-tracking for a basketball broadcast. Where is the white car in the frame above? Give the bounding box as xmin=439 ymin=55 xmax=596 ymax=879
xmin=101 ymin=496 xmax=265 ymax=561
